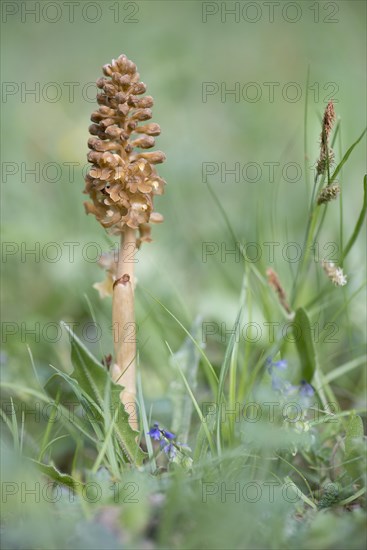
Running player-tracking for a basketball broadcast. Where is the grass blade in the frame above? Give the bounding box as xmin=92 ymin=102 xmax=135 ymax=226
xmin=341 ymin=175 xmax=367 ymax=264
xmin=293 ymin=308 xmax=316 ymax=382
xmin=169 ymin=316 xmax=203 ymax=444
xmin=330 ymin=128 xmax=366 ymax=184
xmin=141 ymin=289 xmax=218 ymax=393
xmin=166 ymin=341 xmax=216 ymax=456
xmin=137 ymin=370 xmax=156 ymax=472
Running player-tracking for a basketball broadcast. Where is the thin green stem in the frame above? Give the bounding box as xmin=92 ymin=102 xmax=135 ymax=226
xmin=304 ymin=65 xmax=311 ymax=202
xmin=338 ymin=128 xmax=344 ymax=259
xmin=341 ymin=175 xmax=367 ymax=264
xmin=291 ymin=182 xmax=322 ymax=307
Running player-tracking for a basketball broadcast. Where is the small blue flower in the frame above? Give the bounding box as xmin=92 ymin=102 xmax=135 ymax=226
xmin=272 ymin=359 xmax=288 ymax=370
xmin=147 ymin=423 xmax=161 ymax=441
xmin=148 ymin=424 xmax=176 ymax=443
xmin=299 ymin=380 xmax=315 ymax=397
xmin=267 ymin=357 xmax=292 ymax=394
xmin=162 ymin=429 xmax=176 ymax=440
xmin=162 ymin=442 xmax=177 ymax=459
xmin=266 ymin=357 xmax=288 ymax=374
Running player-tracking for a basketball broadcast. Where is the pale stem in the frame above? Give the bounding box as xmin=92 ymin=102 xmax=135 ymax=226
xmin=111 ymin=227 xmax=138 ymax=430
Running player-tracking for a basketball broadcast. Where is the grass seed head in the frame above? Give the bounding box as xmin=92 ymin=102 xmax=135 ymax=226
xmin=321 ymin=260 xmax=347 ymax=286
xmin=266 ymin=268 xmax=292 ymax=315
xmin=316 ymin=100 xmax=336 ymax=176
xmin=317 ymin=184 xmax=340 ymax=205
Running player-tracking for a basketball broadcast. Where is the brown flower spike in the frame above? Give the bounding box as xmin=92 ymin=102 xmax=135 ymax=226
xmin=84 ymin=54 xmax=166 ymax=430
xmin=316 ymin=100 xmax=336 ymax=176
xmin=266 ymin=268 xmax=292 ymax=315
xmin=84 ymin=54 xmax=166 ymax=246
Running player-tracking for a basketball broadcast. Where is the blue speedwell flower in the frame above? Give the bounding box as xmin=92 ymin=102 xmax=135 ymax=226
xmin=161 ymin=429 xmax=175 ymax=440
xmin=148 ymin=425 xmax=192 ymax=464
xmin=160 ymin=440 xmax=177 ymax=459
xmin=147 ymin=423 xmax=162 ymax=441
xmin=148 ymin=425 xmax=179 ymax=460
xmin=266 ymin=357 xmax=288 ymax=373
xmin=272 ymin=359 xmax=288 ymax=370
xmin=266 ymin=357 xmax=289 ymax=392
xmin=148 ymin=423 xmax=177 ymax=442
xmin=299 ymin=380 xmax=315 ymax=397
xmin=266 ymin=358 xmax=316 ymax=399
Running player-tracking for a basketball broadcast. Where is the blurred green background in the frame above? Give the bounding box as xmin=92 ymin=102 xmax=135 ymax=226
xmin=1 ymin=0 xmax=366 ymax=400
